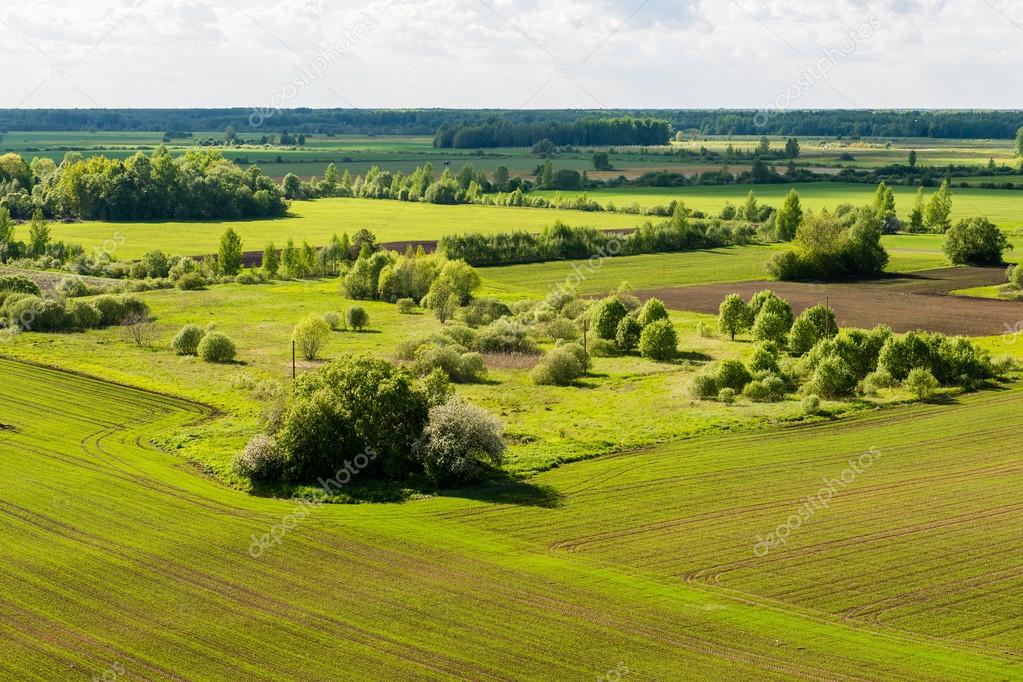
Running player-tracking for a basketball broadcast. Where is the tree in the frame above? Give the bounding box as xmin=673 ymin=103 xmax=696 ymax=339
xmin=282 ymin=173 xmax=302 ymax=199
xmin=639 ymin=319 xmax=677 ymax=361
xmin=591 ymin=297 xmax=628 ymax=340
xmin=224 ymin=125 xmax=237 ymax=143
xmin=741 ymin=191 xmax=759 ymax=221
xmin=323 ymin=163 xmax=339 ymax=188
xmin=636 ymin=298 xmax=669 ymax=326
xmin=592 ymin=152 xmax=611 ymax=171
xmin=925 ymin=179 xmax=953 ymax=233
xmin=908 ymin=187 xmax=926 ymax=233
xmin=0 ymin=208 xmax=13 ymax=260
xmin=942 ymin=217 xmax=1011 ymax=266
xmin=615 ymin=317 xmax=643 ymax=352
xmin=27 ymin=209 xmax=50 ymax=258
xmin=218 ymin=227 xmax=243 ymax=276
xmin=540 ymin=160 xmax=554 ymax=189
xmin=415 ymin=398 xmax=505 ymax=485
xmin=492 ymin=165 xmax=510 ymax=191
xmin=905 ymin=367 xmax=939 ymax=401
xmin=784 ymin=137 xmax=800 ymax=159
xmin=718 ymin=294 xmax=751 ymax=340
xmin=262 ymin=242 xmax=279 ymax=277
xmin=775 ymin=189 xmax=802 ymax=241
xmin=345 ymin=306 xmax=369 ymax=331
xmin=756 ymin=136 xmax=771 ymax=156
xmin=1016 ymin=126 xmax=1023 ymax=159
xmin=292 ymin=314 xmax=331 ymax=361
xmin=872 ymin=181 xmax=895 ymax=217
xmin=908 ymin=150 xmax=918 ymax=168
xmin=788 ymin=305 xmax=838 ymax=355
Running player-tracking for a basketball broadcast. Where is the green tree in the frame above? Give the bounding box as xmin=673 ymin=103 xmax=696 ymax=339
xmin=639 ymin=319 xmax=677 ymax=361
xmin=775 ymin=189 xmax=802 ymax=241
xmin=282 ymin=173 xmax=302 ymax=199
xmin=292 ymin=314 xmax=331 ymax=361
xmin=27 ymin=209 xmax=49 ymax=258
xmin=756 ymin=136 xmax=771 ymax=156
xmin=741 ymin=191 xmax=759 ymax=221
xmin=0 ymin=208 xmax=15 ymax=260
xmin=1016 ymin=126 xmax=1023 ymax=159
xmin=718 ymin=294 xmax=751 ymax=340
xmin=591 ymin=297 xmax=628 ymax=340
xmin=925 ymin=179 xmax=953 ymax=233
xmin=788 ymin=305 xmax=838 ymax=355
xmin=784 ymin=137 xmax=800 ymax=159
xmin=908 ymin=150 xmax=918 ymax=168
xmin=942 ymin=217 xmax=1011 ymax=266
xmin=872 ymin=181 xmax=896 ymax=217
xmin=492 ymin=165 xmax=510 ymax=192
xmin=592 ymin=152 xmax=611 ymax=170
xmin=262 ymin=242 xmax=280 ymax=277
xmin=540 ymin=160 xmax=554 ymax=189
xmin=908 ymin=187 xmax=926 ymax=233
xmin=323 ymin=163 xmax=339 ymax=188
xmin=218 ymin=227 xmax=243 ymax=276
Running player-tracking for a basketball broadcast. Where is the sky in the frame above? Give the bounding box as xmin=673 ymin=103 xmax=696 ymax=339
xmin=1 ymin=0 xmax=1021 ymax=110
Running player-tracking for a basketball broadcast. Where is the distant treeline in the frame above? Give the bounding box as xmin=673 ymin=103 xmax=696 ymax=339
xmin=433 ymin=117 xmax=672 ymax=149
xmin=1 ymin=109 xmax=1020 ymax=140
xmin=439 ymin=217 xmax=755 ymax=267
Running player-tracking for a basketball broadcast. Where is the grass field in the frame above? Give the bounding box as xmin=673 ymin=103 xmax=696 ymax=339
xmin=2 ymin=358 xmax=1022 ymax=680
xmin=37 ymin=199 xmax=641 ymax=260
xmin=534 ymin=182 xmax=1023 ymax=230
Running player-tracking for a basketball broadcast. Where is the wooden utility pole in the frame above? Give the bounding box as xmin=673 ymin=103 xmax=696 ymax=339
xmin=292 ymin=340 xmax=296 ymax=380
xmin=581 ymin=319 xmax=589 ymax=372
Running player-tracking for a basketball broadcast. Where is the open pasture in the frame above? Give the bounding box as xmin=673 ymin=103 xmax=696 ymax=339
xmin=1 ymin=358 xmax=1021 ymax=680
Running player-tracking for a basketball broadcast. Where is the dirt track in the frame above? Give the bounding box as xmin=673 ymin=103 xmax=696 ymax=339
xmin=639 ymin=267 xmax=1023 ymax=336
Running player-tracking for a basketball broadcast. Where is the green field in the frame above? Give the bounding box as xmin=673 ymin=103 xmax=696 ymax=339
xmin=37 ymin=199 xmax=641 ymax=260
xmin=2 ymin=358 xmax=1021 ymax=679
xmin=535 ymin=182 xmax=1023 ymax=230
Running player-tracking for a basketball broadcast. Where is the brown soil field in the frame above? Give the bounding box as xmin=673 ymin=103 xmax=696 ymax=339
xmin=640 ymin=267 xmax=1023 ymax=336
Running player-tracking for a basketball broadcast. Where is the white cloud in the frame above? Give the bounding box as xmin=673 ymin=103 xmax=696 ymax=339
xmin=0 ymin=0 xmax=1020 ymax=108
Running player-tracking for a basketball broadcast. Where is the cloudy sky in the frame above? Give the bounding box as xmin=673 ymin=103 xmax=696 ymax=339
xmin=2 ymin=0 xmax=1020 ymax=110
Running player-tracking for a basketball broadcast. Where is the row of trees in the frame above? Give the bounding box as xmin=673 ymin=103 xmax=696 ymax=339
xmin=434 ymin=116 xmax=672 ymax=149
xmin=0 ymin=148 xmax=289 ymax=220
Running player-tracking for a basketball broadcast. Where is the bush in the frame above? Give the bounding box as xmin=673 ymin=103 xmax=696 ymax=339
xmin=461 ymin=298 xmax=511 ymax=327
xmin=615 ymin=317 xmax=643 ymax=352
xmin=718 ymin=387 xmax=736 ymax=404
xmin=943 ymin=216 xmax=1010 ymax=266
xmin=120 ymin=295 xmax=149 ymax=320
xmin=231 ymin=434 xmax=284 ymax=481
xmin=475 ymin=318 xmax=538 ymax=354
xmin=198 ymin=331 xmax=236 ymax=363
xmin=688 ymin=373 xmax=718 ymax=400
xmin=415 ymin=398 xmax=505 ymax=485
xmin=396 ymin=298 xmax=416 ymax=314
xmin=0 ymin=275 xmax=41 ymax=296
xmin=748 ymin=343 xmax=780 ymax=374
xmin=346 ymin=306 xmax=369 ymax=331
xmin=6 ymin=297 xmax=69 ymax=332
xmin=56 ymin=277 xmax=89 ymax=298
xmin=546 ymin=317 xmax=580 ymax=342
xmin=531 ymin=347 xmax=584 ymax=386
xmin=322 ymin=312 xmax=341 ymax=330
xmin=92 ymin=295 xmax=126 ymax=326
xmin=413 ymin=344 xmax=486 ymax=383
xmin=171 ymin=324 xmax=205 ymax=355
xmin=802 ymin=394 xmax=821 ymax=415
xmin=789 ymin=305 xmax=838 ymax=355
xmin=804 ymin=355 xmax=856 ymax=399
xmin=591 ymin=297 xmax=628 ymax=340
xmin=67 ymin=300 xmax=101 ymax=329
xmin=293 ymin=314 xmax=331 ymax=360
xmin=716 ymin=360 xmax=752 ymax=392
xmin=1008 ymin=263 xmax=1023 ymax=290
xmin=177 ymin=272 xmax=207 ymax=290
xmin=639 ymin=319 xmax=677 ymax=361
xmin=588 ymin=338 xmax=618 ymax=357
xmin=752 ymin=310 xmax=791 ymax=345
xmin=636 ymin=297 xmax=669 ymax=326
xmin=905 ymin=367 xmax=939 ymax=400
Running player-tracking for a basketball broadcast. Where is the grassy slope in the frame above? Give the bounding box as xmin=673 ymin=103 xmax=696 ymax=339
xmin=1 ymin=358 xmax=1021 ymax=680
xmin=37 ymin=199 xmax=642 ymax=260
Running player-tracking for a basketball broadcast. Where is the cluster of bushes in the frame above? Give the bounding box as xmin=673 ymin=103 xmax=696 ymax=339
xmin=231 ymin=355 xmax=505 ymax=489
xmin=942 ymin=216 xmax=1012 ymax=266
xmin=440 ymin=208 xmax=755 ymax=267
xmin=289 ymin=308 xmax=369 ymax=361
xmin=699 ymin=291 xmax=1008 ymax=404
xmin=171 ymin=323 xmax=236 ymax=362
xmin=397 ymin=317 xmax=538 ymax=383
xmin=768 ymin=205 xmax=888 ymax=281
xmin=0 ymin=285 xmax=149 ymax=334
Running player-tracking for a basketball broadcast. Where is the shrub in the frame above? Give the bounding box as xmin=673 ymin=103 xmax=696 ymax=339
xmin=752 ymin=310 xmax=791 ymax=345
xmin=322 ymin=312 xmax=341 ymax=330
xmin=877 ymin=332 xmax=931 ymax=381
xmin=0 ymin=275 xmax=41 ymax=296
xmin=12 ymin=297 xmax=69 ymax=331
xmin=177 ymin=272 xmax=207 ymax=290
xmin=461 ymin=297 xmax=511 ymax=327
xmin=718 ymin=387 xmax=736 ymax=404
xmin=789 ymin=305 xmax=838 ymax=355
xmin=636 ymin=297 xmax=669 ymax=326
xmin=421 ymin=367 xmax=455 ymax=407
xmin=415 ymin=398 xmax=505 ymax=485
xmin=67 ymin=300 xmax=101 ymax=329
xmin=742 ymin=380 xmax=769 ymax=402
xmin=396 ymin=298 xmax=415 ymax=314
xmin=688 ymin=373 xmax=718 ymax=400
xmin=718 ymin=294 xmax=751 ymax=340
xmin=413 ymin=344 xmax=486 ymax=383
xmin=1008 ymin=263 xmax=1023 ymax=290
xmin=293 ymin=314 xmax=331 ymax=361
xmin=615 ymin=317 xmax=643 ymax=352
xmin=865 ymin=368 xmax=896 ymax=389
xmin=198 ymin=331 xmax=237 ymax=363
xmin=804 ymin=355 xmax=856 ymax=399
xmin=802 ymin=394 xmax=821 ymax=415
xmin=588 ymin=338 xmax=618 ymax=357
xmin=591 ymin=297 xmax=628 ymax=340
xmin=943 ymin=216 xmax=1010 ymax=266
xmin=475 ymin=318 xmax=538 ymax=354
xmin=905 ymin=367 xmax=939 ymax=400
xmin=748 ymin=343 xmax=780 ymax=374
xmin=639 ymin=319 xmax=677 ymax=361
xmin=120 ymin=295 xmax=149 ymax=320
xmin=231 ymin=434 xmax=284 ymax=481
xmin=716 ymin=360 xmax=752 ymax=392
xmin=531 ymin=347 xmax=584 ymax=386
xmin=92 ymin=295 xmax=126 ymax=326
xmin=546 ymin=317 xmax=580 ymax=342
xmin=56 ymin=277 xmax=89 ymax=298
xmin=171 ymin=324 xmax=205 ymax=355
xmin=346 ymin=306 xmax=369 ymax=331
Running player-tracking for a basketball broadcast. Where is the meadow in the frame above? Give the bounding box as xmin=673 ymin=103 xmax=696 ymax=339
xmin=2 ymin=358 xmax=1022 ymax=680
